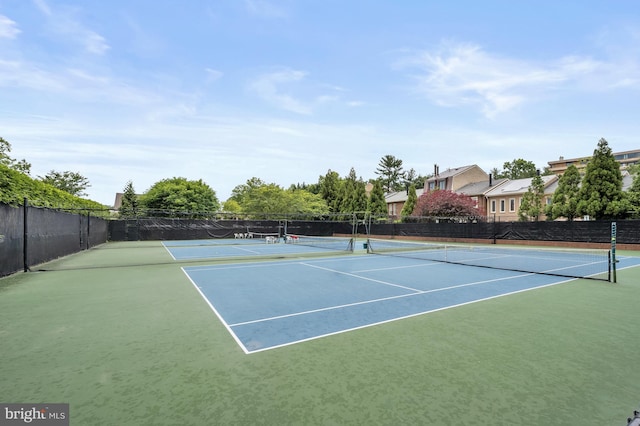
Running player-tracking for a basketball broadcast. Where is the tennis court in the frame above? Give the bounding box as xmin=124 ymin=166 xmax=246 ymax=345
xmin=3 ymin=237 xmax=640 ymax=424
xmin=163 ymin=235 xmax=353 ymax=261
xmin=180 ymin=240 xmax=640 ymax=353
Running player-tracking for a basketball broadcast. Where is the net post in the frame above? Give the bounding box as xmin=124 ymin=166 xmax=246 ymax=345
xmin=611 ymin=221 xmax=617 ymax=283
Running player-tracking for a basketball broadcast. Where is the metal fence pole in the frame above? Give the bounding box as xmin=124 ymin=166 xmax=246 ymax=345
xmin=23 ymin=197 xmax=29 ymax=272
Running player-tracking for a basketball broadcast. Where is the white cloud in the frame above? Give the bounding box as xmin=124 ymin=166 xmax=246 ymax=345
xmin=397 ymin=41 xmax=607 ymax=118
xmin=32 ymin=0 xmax=110 ymax=55
xmin=247 ymin=69 xmax=361 ymax=114
xmin=82 ymin=31 xmax=109 ymax=55
xmin=0 ymin=14 xmax=20 ymax=39
xmin=0 ymin=59 xmax=167 ymax=106
xmin=0 ymin=59 xmax=67 ymax=91
xmin=248 ymin=68 xmax=312 ymax=114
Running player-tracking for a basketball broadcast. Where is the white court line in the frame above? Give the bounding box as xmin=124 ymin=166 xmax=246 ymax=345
xmin=242 ymin=275 xmax=571 ymax=354
xmin=181 ymin=267 xmax=251 ymax=355
xmin=230 ymin=245 xmax=262 ymax=254
xmin=161 ymin=241 xmax=178 ymax=260
xmin=228 ymin=270 xmax=533 ymax=327
xmin=300 ymin=262 xmax=423 ymax=292
xmin=353 ymin=262 xmax=441 ymax=273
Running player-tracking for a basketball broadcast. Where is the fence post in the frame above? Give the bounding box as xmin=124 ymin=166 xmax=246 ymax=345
xmin=23 ymin=197 xmax=29 ymax=272
xmin=86 ymin=210 xmax=91 ymax=250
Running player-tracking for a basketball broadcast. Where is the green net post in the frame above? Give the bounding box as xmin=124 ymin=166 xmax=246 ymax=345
xmin=611 ymin=222 xmax=617 ymax=283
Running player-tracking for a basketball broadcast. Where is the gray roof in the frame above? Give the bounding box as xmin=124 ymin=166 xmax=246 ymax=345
xmin=485 ymin=175 xmax=558 ymax=197
xmin=457 ymin=178 xmax=508 ymax=196
xmin=385 ymin=188 xmax=425 ymax=203
xmin=425 ymin=164 xmax=477 ymax=182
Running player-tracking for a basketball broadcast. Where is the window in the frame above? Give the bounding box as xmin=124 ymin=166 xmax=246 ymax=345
xmin=490 ymin=200 xmax=496 ymax=213
xmin=500 ymin=199 xmax=505 ymax=213
xmin=438 ymin=180 xmax=446 ymax=190
xmin=509 ymin=198 xmax=515 ymax=212
xmin=429 ymin=182 xmax=435 ymax=190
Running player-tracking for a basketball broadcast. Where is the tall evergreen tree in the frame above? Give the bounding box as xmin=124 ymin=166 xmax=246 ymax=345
xmin=338 ymin=168 xmax=367 ymax=213
xmin=318 ymin=170 xmax=342 ymax=212
xmin=546 ymin=165 xmax=581 ymax=220
xmin=119 ymin=181 xmax=139 ymax=218
xmin=401 ymin=184 xmax=418 ymax=218
xmin=577 ymin=138 xmax=628 ymax=220
xmin=368 ymin=180 xmax=387 ymax=216
xmin=353 ymin=180 xmax=368 ymax=216
xmin=375 ymin=155 xmax=404 ymax=192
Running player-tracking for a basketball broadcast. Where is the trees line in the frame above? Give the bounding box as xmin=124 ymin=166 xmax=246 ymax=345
xmin=3 ymin=135 xmax=639 ymax=221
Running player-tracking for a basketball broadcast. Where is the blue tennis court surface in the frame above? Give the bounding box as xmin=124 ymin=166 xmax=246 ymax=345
xmin=182 ymin=253 xmax=640 ymax=354
xmin=163 ymin=238 xmax=352 ymax=260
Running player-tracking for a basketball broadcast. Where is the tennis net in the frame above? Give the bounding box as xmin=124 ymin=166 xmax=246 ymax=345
xmin=285 ymin=234 xmax=354 ymax=252
xmin=366 ymin=238 xmax=612 ymax=282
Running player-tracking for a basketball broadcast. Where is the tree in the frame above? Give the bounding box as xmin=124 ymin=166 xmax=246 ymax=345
xmin=627 ymin=165 xmax=640 ymax=217
xmin=140 ymin=177 xmax=219 ymax=216
xmin=401 ymin=184 xmax=418 ymax=218
xmin=229 ymin=177 xmax=265 ymax=205
xmin=413 ymin=190 xmax=479 ymax=218
xmin=12 ymin=159 xmax=31 ymax=175
xmin=318 ymin=170 xmax=342 ymax=212
xmin=576 ymin=138 xmax=628 ymax=220
xmin=286 ymin=189 xmax=330 ymax=216
xmin=0 ymin=137 xmax=31 ymax=175
xmin=546 ymin=165 xmax=581 ymax=221
xmin=119 ymin=181 xmax=139 ymax=218
xmin=338 ymin=168 xmax=368 ymax=214
xmin=38 ymin=170 xmax=90 ymax=197
xmin=0 ymin=137 xmax=13 ymax=167
xmin=227 ymin=179 xmax=329 ymax=217
xmin=518 ymin=174 xmax=545 ymax=221
xmin=222 ymin=199 xmax=242 ymax=214
xmin=368 ymin=180 xmax=387 ymax=216
xmin=375 ymin=155 xmax=404 ymax=192
xmin=240 ymin=183 xmax=288 ymax=215
xmin=495 ymin=159 xmax=539 ymax=180
xmin=403 ymin=168 xmax=427 ymax=189
xmin=0 ymin=162 xmax=105 ymax=210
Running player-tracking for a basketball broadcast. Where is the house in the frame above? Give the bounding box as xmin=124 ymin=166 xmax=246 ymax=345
xmin=385 ymin=187 xmax=425 ymax=218
xmin=384 ymin=164 xmax=490 ymax=218
xmin=425 ymin=164 xmax=489 ymax=192
xmin=456 ymin=176 xmax=508 ymax=216
xmin=484 ymin=175 xmax=559 ymax=221
xmin=112 ymin=192 xmax=124 ymax=210
xmin=548 ymin=149 xmax=640 ymax=175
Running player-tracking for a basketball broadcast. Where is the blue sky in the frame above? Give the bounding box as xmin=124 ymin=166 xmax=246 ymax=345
xmin=1 ymin=0 xmax=639 ymax=206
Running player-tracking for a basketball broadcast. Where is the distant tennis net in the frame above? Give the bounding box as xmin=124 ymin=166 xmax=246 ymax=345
xmin=366 ymin=238 xmax=612 ymax=282
xmin=285 ymin=234 xmax=354 ymax=252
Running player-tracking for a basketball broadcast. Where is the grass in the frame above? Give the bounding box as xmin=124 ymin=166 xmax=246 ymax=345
xmin=1 ymin=242 xmax=639 ymax=425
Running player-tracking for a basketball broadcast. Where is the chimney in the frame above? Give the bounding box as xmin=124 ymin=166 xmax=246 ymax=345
xmin=489 ymin=173 xmax=493 ymax=186
xmin=434 ymin=164 xmax=439 ymax=177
